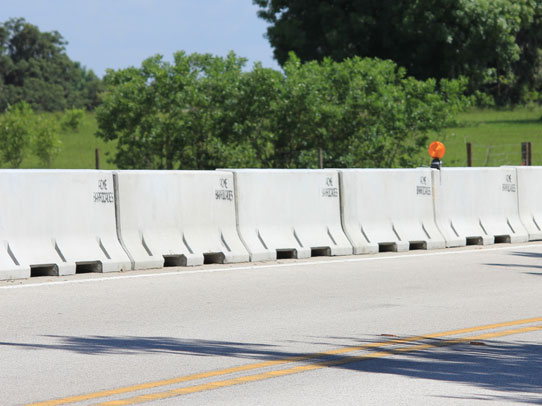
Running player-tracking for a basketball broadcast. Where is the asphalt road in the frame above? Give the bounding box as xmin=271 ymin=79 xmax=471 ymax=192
xmin=1 ymin=242 xmax=541 ymax=405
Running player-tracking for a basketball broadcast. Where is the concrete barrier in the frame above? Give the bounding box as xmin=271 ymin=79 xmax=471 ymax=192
xmin=515 ymin=166 xmax=542 ymax=241
xmin=433 ymin=167 xmax=528 ymax=247
xmin=115 ymin=171 xmax=249 ymax=269
xmin=232 ymin=169 xmax=352 ymax=261
xmin=0 ymin=170 xmax=131 ymax=280
xmin=340 ymin=169 xmax=445 ymax=254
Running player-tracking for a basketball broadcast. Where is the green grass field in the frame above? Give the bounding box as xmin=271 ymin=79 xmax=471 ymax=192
xmin=433 ymin=106 xmax=542 ymax=167
xmin=8 ymin=107 xmax=542 ymax=169
xmin=20 ymin=113 xmax=118 ymax=169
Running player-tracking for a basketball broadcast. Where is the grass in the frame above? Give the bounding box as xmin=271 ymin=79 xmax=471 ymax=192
xmin=433 ymin=106 xmax=542 ymax=167
xmin=7 ymin=107 xmax=542 ymax=169
xmin=19 ymin=112 xmax=118 ymax=169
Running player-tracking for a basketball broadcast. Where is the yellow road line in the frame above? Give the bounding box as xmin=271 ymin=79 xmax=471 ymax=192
xmin=26 ymin=317 xmax=542 ymax=406
xmin=98 ymin=325 xmax=542 ymax=405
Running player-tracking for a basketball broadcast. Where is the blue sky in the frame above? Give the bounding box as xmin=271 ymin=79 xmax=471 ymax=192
xmin=1 ymin=0 xmax=280 ymax=77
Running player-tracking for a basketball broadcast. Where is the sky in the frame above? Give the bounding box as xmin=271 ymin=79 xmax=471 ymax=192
xmin=1 ymin=0 xmax=280 ymax=77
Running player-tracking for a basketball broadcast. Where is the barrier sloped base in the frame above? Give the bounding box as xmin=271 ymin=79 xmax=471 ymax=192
xmin=0 ymin=243 xmax=29 ymax=279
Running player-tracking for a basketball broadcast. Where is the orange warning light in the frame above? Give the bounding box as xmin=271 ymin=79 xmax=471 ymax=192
xmin=428 ymin=141 xmax=446 ymax=159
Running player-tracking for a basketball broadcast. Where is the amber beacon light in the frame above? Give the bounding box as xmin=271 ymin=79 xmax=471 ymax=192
xmin=428 ymin=141 xmax=445 ymax=169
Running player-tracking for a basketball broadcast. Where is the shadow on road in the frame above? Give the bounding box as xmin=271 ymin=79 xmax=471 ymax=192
xmin=484 ymin=250 xmax=542 ymax=276
xmin=0 ymin=333 xmax=541 ymax=403
xmin=0 ymin=335 xmax=284 ymax=358
xmin=340 ymin=339 xmax=542 ymax=404
xmin=511 ymin=251 xmax=542 ymax=259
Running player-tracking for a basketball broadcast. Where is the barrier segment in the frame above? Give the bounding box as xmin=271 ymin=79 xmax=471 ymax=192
xmin=0 ymin=170 xmax=131 ymax=280
xmin=340 ymin=169 xmax=445 ymax=254
xmin=232 ymin=169 xmax=352 ymax=261
xmin=115 ymin=171 xmax=249 ymax=269
xmin=432 ymin=168 xmax=528 ymax=247
xmin=514 ymin=166 xmax=542 ymax=241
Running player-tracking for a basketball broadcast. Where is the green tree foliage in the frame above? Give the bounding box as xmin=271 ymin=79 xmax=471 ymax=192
xmin=32 ymin=115 xmax=61 ymax=167
xmin=270 ymin=54 xmax=468 ymax=168
xmin=514 ymin=2 xmax=542 ymax=102
xmin=97 ymin=51 xmax=468 ymax=169
xmin=61 ymin=108 xmax=85 ymax=132
xmin=253 ymin=0 xmax=542 ymax=103
xmin=97 ymin=52 xmax=279 ymax=169
xmin=0 ymin=18 xmax=103 ymax=112
xmin=0 ymin=101 xmax=62 ymax=168
xmin=0 ymin=102 xmax=34 ymax=167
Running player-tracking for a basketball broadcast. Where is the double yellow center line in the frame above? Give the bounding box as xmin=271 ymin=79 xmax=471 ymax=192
xmin=28 ymin=317 xmax=542 ymax=406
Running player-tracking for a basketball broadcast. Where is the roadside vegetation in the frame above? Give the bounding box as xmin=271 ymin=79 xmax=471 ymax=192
xmin=96 ymin=52 xmax=468 ymax=169
xmin=1 ymin=107 xmax=540 ymax=170
xmin=2 ymin=2 xmax=542 ymax=170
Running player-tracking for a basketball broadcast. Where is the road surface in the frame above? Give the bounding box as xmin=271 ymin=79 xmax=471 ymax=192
xmin=1 ymin=242 xmax=541 ymax=405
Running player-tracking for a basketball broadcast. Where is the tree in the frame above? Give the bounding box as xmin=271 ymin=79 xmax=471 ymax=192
xmin=0 ymin=18 xmax=103 ymax=112
xmin=0 ymin=101 xmax=62 ymax=168
xmin=96 ymin=51 xmax=277 ymax=169
xmin=97 ymin=51 xmax=468 ymax=170
xmin=32 ymin=115 xmax=61 ymax=168
xmin=513 ymin=2 xmax=542 ymax=102
xmin=270 ymin=54 xmax=467 ymax=168
xmin=0 ymin=101 xmax=34 ymax=167
xmin=253 ymin=0 xmax=541 ymax=102
xmin=61 ymin=108 xmax=85 ymax=132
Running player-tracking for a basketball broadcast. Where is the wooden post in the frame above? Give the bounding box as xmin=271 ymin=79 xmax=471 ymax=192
xmin=522 ymin=142 xmax=529 ymax=166
xmin=466 ymin=142 xmax=472 ymax=167
xmin=95 ymin=148 xmax=100 ymax=170
xmin=318 ymin=147 xmax=323 ymax=169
